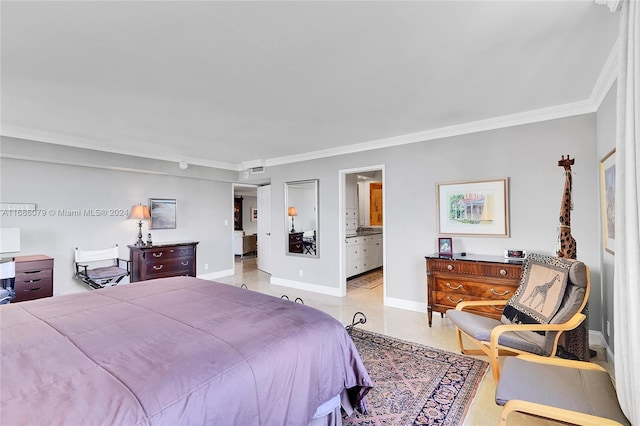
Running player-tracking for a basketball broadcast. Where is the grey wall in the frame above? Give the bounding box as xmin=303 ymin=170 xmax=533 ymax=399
xmin=596 ymin=82 xmax=617 ymax=351
xmin=248 ymin=114 xmax=603 ymax=330
xmin=0 ymin=141 xmax=235 ymax=296
xmin=2 ymin=112 xmax=607 ymax=334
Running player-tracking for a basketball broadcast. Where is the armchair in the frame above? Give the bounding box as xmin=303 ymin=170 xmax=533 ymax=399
xmin=74 ymin=245 xmax=130 ymax=289
xmin=446 ymin=253 xmax=590 ymax=382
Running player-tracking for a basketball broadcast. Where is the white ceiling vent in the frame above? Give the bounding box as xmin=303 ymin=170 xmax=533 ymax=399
xmin=250 ymin=166 xmax=265 ymax=174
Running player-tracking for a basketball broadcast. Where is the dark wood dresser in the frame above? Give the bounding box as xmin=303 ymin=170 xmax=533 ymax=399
xmin=289 ymin=232 xmax=304 ymax=254
xmin=425 ymin=254 xmax=523 ymax=327
xmin=13 ymin=255 xmax=54 ymax=302
xmin=129 ymin=241 xmax=198 ymax=282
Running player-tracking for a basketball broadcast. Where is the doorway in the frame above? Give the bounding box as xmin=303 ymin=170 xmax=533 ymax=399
xmin=232 ymin=184 xmax=259 ymax=270
xmin=340 ymin=166 xmax=385 ymax=299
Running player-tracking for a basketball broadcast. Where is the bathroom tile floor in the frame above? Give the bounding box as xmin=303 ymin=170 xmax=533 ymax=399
xmin=216 ymin=258 xmax=610 ymax=426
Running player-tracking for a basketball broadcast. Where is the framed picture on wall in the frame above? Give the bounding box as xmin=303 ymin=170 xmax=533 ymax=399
xmin=436 ymin=178 xmax=509 ymax=237
xmin=149 ymin=198 xmax=176 ymax=229
xmin=600 ymin=149 xmax=615 ymax=254
xmin=251 ymin=207 xmax=258 ymax=222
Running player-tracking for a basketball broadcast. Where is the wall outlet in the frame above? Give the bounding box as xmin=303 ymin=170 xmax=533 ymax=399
xmin=607 ymin=320 xmax=611 ymax=336
xmin=205 ymin=264 xmax=209 ymax=270
xmin=299 ymin=270 xmax=303 ymax=277
xmin=224 ymin=219 xmax=228 ymax=226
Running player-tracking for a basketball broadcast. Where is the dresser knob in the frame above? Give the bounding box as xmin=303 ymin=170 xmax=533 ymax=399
xmin=153 ymin=265 xmax=164 ymax=270
xmin=153 ymin=252 xmax=163 ymax=258
xmin=499 ymin=269 xmax=507 ymax=276
xmin=446 ymin=296 xmax=463 ymax=304
xmin=181 ymin=261 xmax=189 ymax=266
xmin=446 ymin=282 xmax=463 ymax=290
xmin=447 ymin=264 xmax=453 ymax=270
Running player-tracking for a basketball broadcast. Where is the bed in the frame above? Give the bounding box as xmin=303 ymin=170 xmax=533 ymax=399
xmin=0 ymin=276 xmax=372 ymax=425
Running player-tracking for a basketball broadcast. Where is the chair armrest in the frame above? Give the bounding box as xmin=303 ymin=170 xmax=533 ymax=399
xmin=76 ymin=263 xmax=89 ymax=275
xmin=118 ymin=258 xmax=131 ymax=273
xmin=490 ymin=313 xmax=586 ymax=346
xmin=456 ymin=300 xmax=508 ymax=311
xmin=513 ymin=354 xmax=607 ymax=372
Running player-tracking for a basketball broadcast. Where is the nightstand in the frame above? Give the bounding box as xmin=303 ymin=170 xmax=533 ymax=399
xmin=13 ymin=255 xmax=54 ymax=302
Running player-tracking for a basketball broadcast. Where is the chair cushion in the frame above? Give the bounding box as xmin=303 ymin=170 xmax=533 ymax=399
xmin=502 ymin=253 xmax=574 ymax=326
xmin=86 ymin=266 xmax=128 ymax=280
xmin=446 ymin=309 xmax=545 ymax=355
xmin=496 ymin=357 xmax=630 ymax=425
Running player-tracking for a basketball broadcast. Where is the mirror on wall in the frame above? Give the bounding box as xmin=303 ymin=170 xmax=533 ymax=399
xmin=285 ymin=179 xmax=319 ymax=258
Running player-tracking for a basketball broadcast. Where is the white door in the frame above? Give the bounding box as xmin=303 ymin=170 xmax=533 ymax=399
xmin=257 ymin=185 xmax=272 ymax=274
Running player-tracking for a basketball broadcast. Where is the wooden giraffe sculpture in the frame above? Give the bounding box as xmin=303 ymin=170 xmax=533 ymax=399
xmin=557 ymin=155 xmax=577 ymax=259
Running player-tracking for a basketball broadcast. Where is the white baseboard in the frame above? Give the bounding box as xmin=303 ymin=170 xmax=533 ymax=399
xmin=383 ymin=296 xmax=426 ymax=313
xmin=589 ymin=330 xmax=615 ymax=367
xmin=270 ymin=276 xmax=344 ymax=297
xmin=197 ymin=269 xmax=234 ymax=281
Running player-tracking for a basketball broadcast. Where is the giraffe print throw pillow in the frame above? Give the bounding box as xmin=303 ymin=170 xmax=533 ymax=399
xmin=502 ymin=253 xmax=573 ymax=325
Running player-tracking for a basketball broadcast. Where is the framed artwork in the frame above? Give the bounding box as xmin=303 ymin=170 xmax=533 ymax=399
xmin=251 ymin=207 xmax=258 ymax=222
xmin=600 ymin=149 xmax=616 ymax=254
xmin=438 ymin=237 xmax=453 ymax=257
xmin=149 ymin=198 xmax=176 ymax=229
xmin=436 ymin=178 xmax=509 ymax=237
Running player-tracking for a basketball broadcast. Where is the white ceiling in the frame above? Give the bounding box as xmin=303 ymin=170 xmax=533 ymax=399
xmin=1 ymin=1 xmax=619 ymax=171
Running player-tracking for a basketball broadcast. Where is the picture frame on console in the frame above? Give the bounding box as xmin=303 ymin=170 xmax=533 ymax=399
xmin=436 ymin=178 xmax=509 ymax=237
xmin=149 ymin=198 xmax=177 ymax=230
xmin=438 ymin=237 xmax=453 ymax=257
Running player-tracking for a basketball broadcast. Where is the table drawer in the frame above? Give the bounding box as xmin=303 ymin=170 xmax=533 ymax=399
xmin=433 ymin=277 xmax=515 ymax=299
xmin=15 ymin=259 xmax=54 ymax=274
xmin=14 ymin=278 xmax=53 ymax=302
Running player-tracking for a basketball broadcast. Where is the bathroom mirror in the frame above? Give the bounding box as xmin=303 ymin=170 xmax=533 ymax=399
xmin=285 ymin=179 xmax=319 ymax=258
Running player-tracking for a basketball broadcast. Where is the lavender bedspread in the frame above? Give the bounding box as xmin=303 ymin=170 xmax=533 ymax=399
xmin=0 ymin=277 xmax=372 ymax=425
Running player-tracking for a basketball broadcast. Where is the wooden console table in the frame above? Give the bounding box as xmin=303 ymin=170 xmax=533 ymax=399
xmin=425 ymin=254 xmax=523 ymax=327
xmin=129 ymin=241 xmax=198 ymax=282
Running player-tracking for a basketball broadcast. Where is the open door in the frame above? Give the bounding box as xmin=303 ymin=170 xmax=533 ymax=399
xmin=257 ymin=185 xmax=272 ymax=274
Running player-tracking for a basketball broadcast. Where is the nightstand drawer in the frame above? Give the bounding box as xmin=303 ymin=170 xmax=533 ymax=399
xmin=14 ymin=278 xmax=53 ymax=302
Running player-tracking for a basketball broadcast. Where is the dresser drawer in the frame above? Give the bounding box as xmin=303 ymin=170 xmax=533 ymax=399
xmin=145 ymin=257 xmax=194 ymax=275
xmin=145 ymin=246 xmax=195 ymax=260
xmin=433 ymin=277 xmax=515 ymax=299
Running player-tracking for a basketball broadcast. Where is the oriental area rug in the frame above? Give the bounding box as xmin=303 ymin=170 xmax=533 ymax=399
xmin=344 ymin=329 xmax=488 ymax=426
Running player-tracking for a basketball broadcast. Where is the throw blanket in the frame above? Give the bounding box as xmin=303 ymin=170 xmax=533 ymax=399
xmin=1 ymin=277 xmax=372 ymax=425
xmin=503 ymin=253 xmax=572 ymax=326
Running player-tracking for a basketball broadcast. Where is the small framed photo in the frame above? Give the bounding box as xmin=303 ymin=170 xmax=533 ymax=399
xmin=149 ymin=198 xmax=176 ymax=229
xmin=251 ymin=207 xmax=258 ymax=222
xmin=438 ymin=237 xmax=453 ymax=257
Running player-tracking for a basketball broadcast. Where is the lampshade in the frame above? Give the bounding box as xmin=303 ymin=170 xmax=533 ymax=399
xmin=288 ymin=207 xmax=297 ymax=217
xmin=129 ymin=205 xmax=151 ymax=221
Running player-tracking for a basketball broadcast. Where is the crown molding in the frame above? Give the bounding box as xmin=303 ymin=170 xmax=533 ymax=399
xmin=589 ymin=37 xmax=619 ymax=109
xmin=0 ymin=126 xmax=242 ymax=171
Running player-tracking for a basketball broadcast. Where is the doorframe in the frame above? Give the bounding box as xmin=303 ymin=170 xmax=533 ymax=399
xmin=232 ymin=183 xmax=259 ymax=274
xmin=338 ymin=165 xmax=386 ymax=298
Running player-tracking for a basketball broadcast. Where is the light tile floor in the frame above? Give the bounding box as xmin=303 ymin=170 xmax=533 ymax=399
xmin=218 ymin=258 xmax=609 ymax=426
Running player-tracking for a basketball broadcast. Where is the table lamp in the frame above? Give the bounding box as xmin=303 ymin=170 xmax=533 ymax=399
xmin=128 ymin=204 xmax=151 ymax=246
xmin=288 ymin=206 xmax=297 ymax=233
